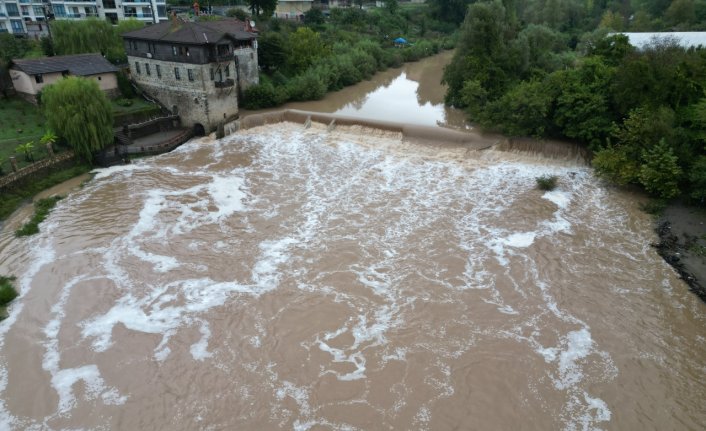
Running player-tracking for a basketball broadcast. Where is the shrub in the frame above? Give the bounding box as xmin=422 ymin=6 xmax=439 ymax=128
xmin=0 ymin=276 xmax=18 ymax=307
xmin=287 ymin=69 xmax=327 ymax=101
xmin=536 ymin=175 xmax=558 ymax=191
xmin=115 ymin=98 xmax=133 ymax=107
xmin=241 ymin=82 xmax=287 ymax=109
xmin=15 ymin=196 xmax=63 ymax=237
xmin=117 ymin=71 xmax=135 ymax=98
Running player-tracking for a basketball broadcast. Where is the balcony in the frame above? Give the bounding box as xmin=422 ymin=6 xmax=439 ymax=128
xmin=123 ymin=12 xmax=153 ymax=18
xmin=214 ymin=79 xmax=234 ymax=88
xmin=64 ymin=12 xmax=98 ymax=18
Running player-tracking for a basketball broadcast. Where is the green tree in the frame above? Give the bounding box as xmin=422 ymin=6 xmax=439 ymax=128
xmin=548 ymin=57 xmax=615 ymax=148
xmin=639 ymin=139 xmax=682 ymax=198
xmin=482 ymin=79 xmax=553 ymax=136
xmin=304 ymin=7 xmax=325 ymax=27
xmin=227 ymin=8 xmax=250 ymax=21
xmin=42 ymin=77 xmax=114 ymax=163
xmin=384 ymin=0 xmax=399 ymax=14
xmin=257 ymin=32 xmax=288 ymax=72
xmin=443 ymin=0 xmax=517 ymax=106
xmin=51 ymin=18 xmax=144 ymax=64
xmin=0 ymin=33 xmax=30 ymax=97
xmin=248 ymin=0 xmax=276 ymax=18
xmin=287 ymin=27 xmax=330 ymax=73
xmin=592 ymin=143 xmax=641 ymax=185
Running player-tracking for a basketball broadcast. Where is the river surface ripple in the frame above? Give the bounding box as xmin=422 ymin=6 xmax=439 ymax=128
xmin=0 ymin=122 xmax=704 ymax=430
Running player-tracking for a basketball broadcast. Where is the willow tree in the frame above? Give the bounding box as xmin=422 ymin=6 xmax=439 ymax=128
xmin=42 ymin=77 xmax=113 ymax=163
xmin=50 ymin=18 xmax=144 ymax=64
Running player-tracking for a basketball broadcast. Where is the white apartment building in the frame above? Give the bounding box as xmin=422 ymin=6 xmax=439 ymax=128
xmin=0 ymin=0 xmax=167 ymax=37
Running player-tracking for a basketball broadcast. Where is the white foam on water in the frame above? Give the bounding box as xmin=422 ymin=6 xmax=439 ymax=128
xmin=205 ymin=174 xmax=248 ymax=223
xmin=504 ymin=232 xmax=537 ymax=248
xmin=190 ymin=320 xmax=213 ymax=361
xmin=43 ymin=276 xmax=126 ymax=416
xmin=543 ymin=189 xmax=571 ymax=209
xmin=80 ymin=277 xmax=260 ymax=358
xmin=91 ymin=163 xmax=149 ymax=180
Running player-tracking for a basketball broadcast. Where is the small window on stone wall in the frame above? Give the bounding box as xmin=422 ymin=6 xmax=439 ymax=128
xmin=172 ymin=45 xmax=177 ymax=56
xmin=135 ymin=62 xmax=141 ymax=74
xmin=174 ymin=67 xmax=180 ymax=80
xmin=98 ymin=76 xmax=102 ymax=81
xmin=210 ymin=68 xmax=214 ymax=81
xmin=146 ymin=63 xmax=151 ymax=76
xmin=35 ymin=74 xmax=43 ymax=83
xmin=156 ymin=64 xmax=161 ymax=78
xmin=188 ymin=69 xmax=194 ymax=81
xmin=225 ymin=65 xmax=230 ymax=77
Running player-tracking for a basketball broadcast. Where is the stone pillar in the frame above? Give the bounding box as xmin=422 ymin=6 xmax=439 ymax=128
xmin=46 ymin=142 xmax=54 ymax=157
xmin=9 ymin=156 xmax=18 ymax=172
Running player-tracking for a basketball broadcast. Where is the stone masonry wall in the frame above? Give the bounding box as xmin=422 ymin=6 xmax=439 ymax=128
xmin=129 ymin=55 xmax=240 ymax=132
xmin=235 ymin=46 xmax=259 ymax=91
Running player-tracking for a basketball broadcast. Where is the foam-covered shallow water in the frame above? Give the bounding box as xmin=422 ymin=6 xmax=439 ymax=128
xmin=0 ymin=123 xmax=704 ymax=430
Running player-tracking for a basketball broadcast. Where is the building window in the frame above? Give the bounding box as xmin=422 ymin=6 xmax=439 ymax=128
xmin=188 ymin=69 xmax=194 ymax=81
xmin=132 ymin=40 xmax=138 ymax=50
xmin=174 ymin=67 xmax=180 ymax=80
xmin=172 ymin=46 xmax=177 ymax=56
xmin=225 ymin=65 xmax=230 ymax=77
xmin=210 ymin=68 xmax=214 ymax=81
xmin=156 ymin=64 xmax=161 ymax=78
xmin=53 ymin=4 xmax=66 ymax=17
xmin=6 ymin=3 xmax=19 ymax=17
xmin=34 ymin=74 xmax=43 ymax=84
xmin=98 ymin=76 xmax=102 ymax=81
xmin=32 ymin=5 xmax=43 ymax=16
xmin=10 ymin=20 xmax=23 ymax=33
xmin=146 ymin=63 xmax=151 ymax=76
xmin=135 ymin=62 xmax=141 ymax=74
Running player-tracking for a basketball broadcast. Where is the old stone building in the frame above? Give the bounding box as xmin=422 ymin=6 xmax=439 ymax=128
xmin=122 ymin=18 xmax=258 ymax=134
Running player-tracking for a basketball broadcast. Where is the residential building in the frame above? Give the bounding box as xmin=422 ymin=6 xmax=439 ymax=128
xmin=616 ymin=32 xmax=706 ymax=50
xmin=274 ymin=0 xmax=314 ymax=20
xmin=122 ymin=18 xmax=258 ymax=134
xmin=9 ymin=53 xmax=119 ymax=103
xmin=0 ymin=0 xmax=167 ymax=37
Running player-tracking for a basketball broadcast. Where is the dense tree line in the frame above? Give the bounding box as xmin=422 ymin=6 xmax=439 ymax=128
xmin=444 ymin=0 xmax=706 ymax=202
xmin=242 ymin=5 xmax=456 ymax=109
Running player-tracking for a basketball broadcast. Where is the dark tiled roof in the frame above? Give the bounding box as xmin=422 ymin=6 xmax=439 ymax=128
xmin=121 ymin=19 xmax=256 ymax=44
xmin=11 ymin=53 xmax=118 ymax=76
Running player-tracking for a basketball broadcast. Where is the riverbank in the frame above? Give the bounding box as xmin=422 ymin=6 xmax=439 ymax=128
xmin=655 ymin=203 xmax=706 ymax=302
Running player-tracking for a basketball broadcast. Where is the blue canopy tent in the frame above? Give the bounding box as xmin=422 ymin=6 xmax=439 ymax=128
xmin=394 ymin=37 xmax=408 ymax=44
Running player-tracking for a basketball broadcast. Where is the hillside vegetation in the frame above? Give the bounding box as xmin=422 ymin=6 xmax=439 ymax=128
xmin=444 ymin=0 xmax=706 ymax=202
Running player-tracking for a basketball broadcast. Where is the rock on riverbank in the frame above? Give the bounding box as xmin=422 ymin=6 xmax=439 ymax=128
xmin=654 ymin=204 xmax=706 ymax=302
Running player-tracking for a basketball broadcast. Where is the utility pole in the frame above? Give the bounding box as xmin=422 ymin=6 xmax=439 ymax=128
xmin=42 ymin=3 xmax=55 ymax=56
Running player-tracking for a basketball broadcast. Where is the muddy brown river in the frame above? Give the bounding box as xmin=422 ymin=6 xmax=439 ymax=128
xmin=0 ymin=53 xmax=704 ymax=430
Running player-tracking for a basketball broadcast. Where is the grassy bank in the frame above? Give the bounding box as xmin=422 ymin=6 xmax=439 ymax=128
xmin=15 ymin=196 xmax=63 ymax=237
xmin=0 ymin=163 xmax=92 ymax=222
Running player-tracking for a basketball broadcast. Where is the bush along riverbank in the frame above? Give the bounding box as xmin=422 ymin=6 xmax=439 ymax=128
xmin=0 ymin=276 xmax=18 ymax=320
xmin=242 ymin=5 xmax=457 ymax=109
xmin=15 ymin=195 xmax=63 ymax=237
